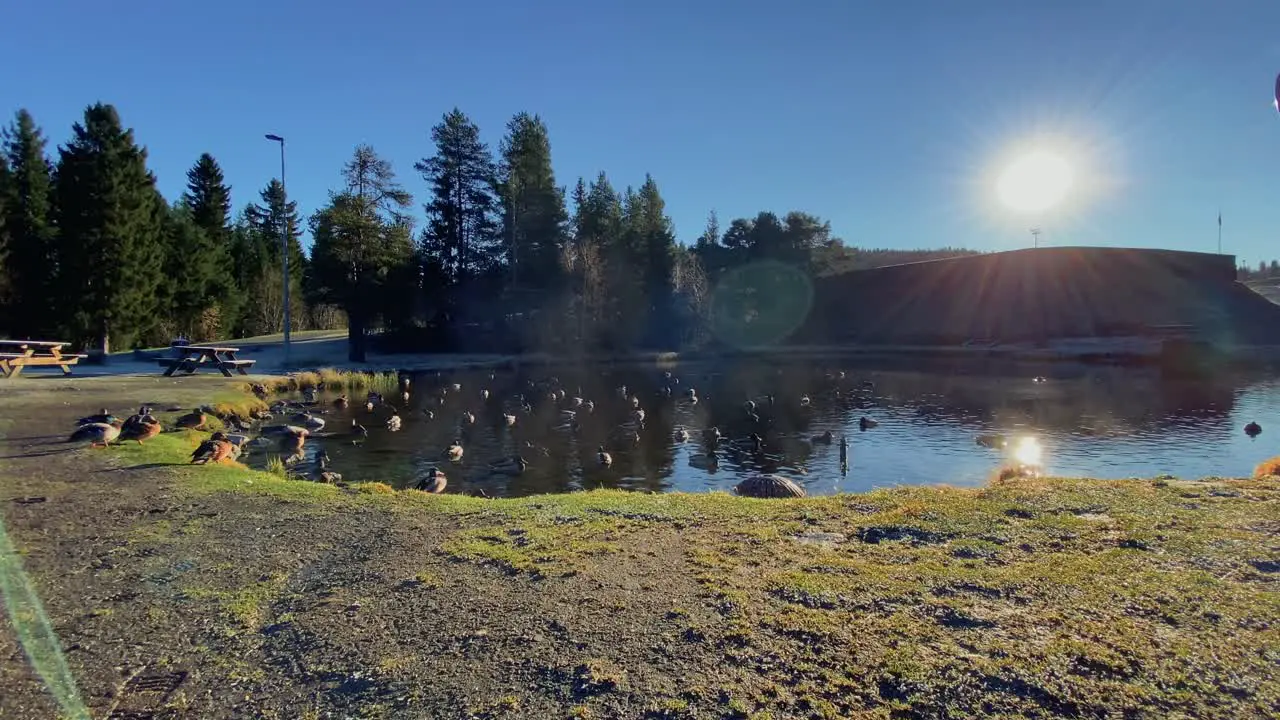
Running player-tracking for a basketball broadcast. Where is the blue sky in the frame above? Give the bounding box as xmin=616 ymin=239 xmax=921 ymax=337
xmin=3 ymin=1 xmax=1279 ymax=265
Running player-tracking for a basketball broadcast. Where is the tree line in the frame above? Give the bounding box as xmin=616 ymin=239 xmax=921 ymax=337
xmin=0 ymin=103 xmax=976 ymax=360
xmin=1238 ymin=260 xmax=1280 ymax=282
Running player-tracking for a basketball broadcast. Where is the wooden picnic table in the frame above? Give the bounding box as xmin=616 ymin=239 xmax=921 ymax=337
xmin=0 ymin=340 xmax=87 ymax=378
xmin=158 ymin=344 xmax=256 ymax=377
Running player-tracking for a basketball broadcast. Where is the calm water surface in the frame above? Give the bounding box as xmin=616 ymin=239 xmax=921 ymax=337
xmin=253 ymin=359 xmax=1280 ymax=496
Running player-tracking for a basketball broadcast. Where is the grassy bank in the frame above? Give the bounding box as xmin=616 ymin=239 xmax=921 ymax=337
xmin=252 ymin=367 xmax=401 ymax=395
xmin=111 ymin=409 xmax=1280 ymax=718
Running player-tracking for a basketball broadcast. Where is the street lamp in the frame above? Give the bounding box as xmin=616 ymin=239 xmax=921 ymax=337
xmin=264 ymin=133 xmax=290 ymax=363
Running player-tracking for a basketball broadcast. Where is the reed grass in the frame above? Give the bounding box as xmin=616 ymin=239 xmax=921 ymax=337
xmin=252 ymin=368 xmax=400 ymax=395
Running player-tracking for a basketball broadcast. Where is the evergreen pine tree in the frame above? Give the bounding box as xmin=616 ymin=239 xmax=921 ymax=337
xmin=496 ymin=113 xmax=567 ymax=292
xmin=309 ymin=144 xmax=414 ymax=361
xmin=415 ymin=108 xmax=499 ymax=318
xmin=246 ymin=179 xmax=306 ymax=331
xmin=1 ymin=110 xmax=57 ymax=338
xmin=0 ymin=151 xmax=10 ymax=330
xmin=53 ymin=103 xmax=165 ymax=352
xmin=161 ymin=202 xmax=220 ymax=338
xmin=182 ymin=153 xmax=235 ymax=329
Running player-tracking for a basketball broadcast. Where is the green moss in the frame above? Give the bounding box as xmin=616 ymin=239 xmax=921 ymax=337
xmin=183 ymin=572 xmax=288 ymax=628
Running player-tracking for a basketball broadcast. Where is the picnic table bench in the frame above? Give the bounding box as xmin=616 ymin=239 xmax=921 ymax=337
xmin=158 ymin=344 xmax=256 ymax=377
xmin=0 ymin=340 xmax=87 ymax=378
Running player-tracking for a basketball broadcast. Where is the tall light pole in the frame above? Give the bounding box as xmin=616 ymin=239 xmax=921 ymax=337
xmin=1030 ymin=227 xmax=1042 ymax=249
xmin=264 ymin=134 xmax=290 ymax=363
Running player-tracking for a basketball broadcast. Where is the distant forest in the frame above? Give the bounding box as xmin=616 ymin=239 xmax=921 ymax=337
xmin=0 ymin=103 xmax=976 ymax=358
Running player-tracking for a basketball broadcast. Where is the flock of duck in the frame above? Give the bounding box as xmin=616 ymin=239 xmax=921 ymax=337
xmin=238 ymin=370 xmax=888 ymax=498
xmin=66 ymin=369 xmax=1269 ymax=499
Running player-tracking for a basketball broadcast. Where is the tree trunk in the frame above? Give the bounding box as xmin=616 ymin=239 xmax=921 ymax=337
xmin=348 ymin=311 xmax=366 ymax=362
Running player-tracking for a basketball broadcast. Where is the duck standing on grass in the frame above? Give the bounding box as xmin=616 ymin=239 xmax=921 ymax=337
xmin=69 ymin=420 xmax=123 ymax=448
xmin=175 ymin=408 xmax=208 ymax=430
xmin=190 ymin=432 xmax=235 ymax=464
xmin=119 ymin=415 xmax=163 ymax=445
xmin=416 ymin=467 xmax=448 ymax=493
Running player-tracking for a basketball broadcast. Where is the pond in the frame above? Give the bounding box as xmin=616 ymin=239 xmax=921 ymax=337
xmin=250 ymin=359 xmax=1280 ymax=497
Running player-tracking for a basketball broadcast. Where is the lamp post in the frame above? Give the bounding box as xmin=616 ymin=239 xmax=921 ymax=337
xmin=1030 ymin=227 xmax=1042 ymax=249
xmin=264 ymin=134 xmax=290 ymax=363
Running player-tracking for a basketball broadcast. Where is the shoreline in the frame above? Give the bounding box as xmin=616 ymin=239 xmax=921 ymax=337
xmin=1 ymin=375 xmax=1276 ymax=718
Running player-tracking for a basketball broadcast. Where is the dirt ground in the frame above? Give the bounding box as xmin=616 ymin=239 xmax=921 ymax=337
xmin=0 ymin=376 xmax=1277 ymax=719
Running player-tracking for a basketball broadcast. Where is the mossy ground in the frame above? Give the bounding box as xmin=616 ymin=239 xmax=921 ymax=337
xmin=0 ymin=376 xmax=1276 ymax=718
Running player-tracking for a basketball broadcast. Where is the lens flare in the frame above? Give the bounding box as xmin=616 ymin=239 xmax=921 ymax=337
xmin=1012 ymin=436 xmax=1043 ymax=467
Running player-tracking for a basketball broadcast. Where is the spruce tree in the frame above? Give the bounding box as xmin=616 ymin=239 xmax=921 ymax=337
xmin=0 ymin=151 xmax=10 ymax=330
xmin=1 ymin=110 xmax=57 ymax=338
xmin=54 ymin=103 xmax=165 ymax=352
xmin=496 ymin=113 xmax=567 ymax=291
xmin=309 ymin=144 xmax=414 ymax=361
xmin=415 ymin=108 xmax=499 ymax=304
xmin=162 ymin=202 xmax=220 ymax=338
xmin=246 ymin=179 xmax=306 ymax=331
xmin=182 ymin=153 xmax=235 ymax=327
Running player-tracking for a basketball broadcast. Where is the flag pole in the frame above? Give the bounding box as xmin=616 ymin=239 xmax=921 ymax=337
xmin=1217 ymin=210 xmax=1222 ymax=255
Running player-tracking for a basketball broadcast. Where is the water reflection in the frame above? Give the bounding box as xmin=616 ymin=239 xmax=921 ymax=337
xmin=246 ymin=359 xmax=1280 ymax=496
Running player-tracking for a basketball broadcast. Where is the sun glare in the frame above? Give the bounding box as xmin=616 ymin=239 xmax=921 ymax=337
xmin=996 ymin=150 xmax=1074 ymax=214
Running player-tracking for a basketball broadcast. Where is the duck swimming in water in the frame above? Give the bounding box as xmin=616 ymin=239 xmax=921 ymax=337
xmin=810 ymin=430 xmax=834 ymax=444
xmin=597 ymin=445 xmax=613 ymax=467
xmin=1245 ymin=421 xmax=1262 ymax=438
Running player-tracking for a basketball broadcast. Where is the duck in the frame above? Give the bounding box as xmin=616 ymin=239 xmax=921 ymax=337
xmin=350 ymin=419 xmax=369 ymax=439
xmin=400 ymin=376 xmax=412 ymax=390
xmin=280 ymin=427 xmax=308 ymax=455
xmin=401 ymin=390 xmax=411 ymax=404
xmin=584 ymin=400 xmax=595 ymax=413
xmin=121 ymin=406 xmax=154 ymax=431
xmin=673 ymin=427 xmax=690 ymax=443
xmin=859 ymin=416 xmax=879 ymax=432
xmin=735 ymin=474 xmax=806 ymax=499
xmin=800 ymin=395 xmax=812 ymax=408
xmin=333 ymin=394 xmax=349 ymax=410
xmin=302 ymin=388 xmax=318 ymax=404
xmin=451 ymin=382 xmax=462 ymax=393
xmin=367 ymin=391 xmax=383 ymax=405
xmin=810 ymin=430 xmax=834 ymax=445
xmin=296 ymin=413 xmax=325 ymax=432
xmin=688 ymin=452 xmax=718 ymax=470
xmin=703 ymin=427 xmax=722 ymax=446
xmin=632 ymin=408 xmax=646 ymax=425
xmin=460 ymin=410 xmax=476 ymax=425
xmin=490 ymin=455 xmax=529 ymax=475
xmin=630 ymin=395 xmax=641 ymax=409
xmin=416 ymin=467 xmax=448 ymax=493
xmin=597 ymin=446 xmax=613 ymax=467
xmin=482 ymin=388 xmax=491 ymax=401
xmin=68 ymin=419 xmax=123 ymax=448
xmin=190 ymin=432 xmax=235 ymax=464
xmin=365 ymin=400 xmax=376 ymax=413
xmin=503 ymin=413 xmax=517 ymax=427
xmin=386 ymin=414 xmax=402 ymax=432
xmin=119 ymin=416 xmax=163 ymax=445
xmin=421 ymin=409 xmax=435 ymax=420
xmin=446 ymin=440 xmax=464 ymax=462
xmin=976 ymin=434 xmax=1007 ymax=449
xmin=616 ymin=385 xmax=628 ymax=400
xmin=685 ymin=387 xmax=697 ymax=400
xmin=571 ymin=396 xmax=583 ymax=408
xmin=744 ymin=400 xmax=757 ymax=414
xmin=1245 ymin=421 xmax=1262 ymax=438
xmin=311 ymin=452 xmax=342 ymax=483
xmin=175 ymin=408 xmax=208 ymax=430
xmin=76 ymin=408 xmax=118 ymax=426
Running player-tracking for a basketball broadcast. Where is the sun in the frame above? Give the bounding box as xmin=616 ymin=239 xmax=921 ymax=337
xmin=996 ymin=150 xmax=1074 ymax=214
